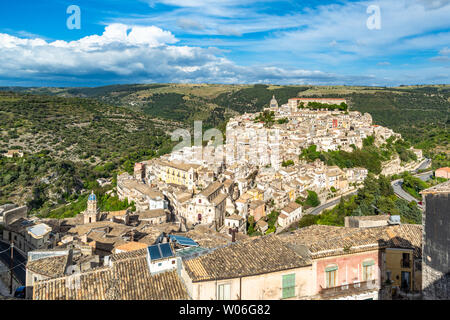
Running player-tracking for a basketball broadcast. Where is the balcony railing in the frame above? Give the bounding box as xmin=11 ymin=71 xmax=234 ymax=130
xmin=320 ymin=280 xmax=378 ymax=297
xmin=401 ymin=259 xmax=411 ymax=268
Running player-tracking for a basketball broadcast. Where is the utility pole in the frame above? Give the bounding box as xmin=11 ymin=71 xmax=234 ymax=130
xmin=9 ymin=241 xmax=14 ymax=295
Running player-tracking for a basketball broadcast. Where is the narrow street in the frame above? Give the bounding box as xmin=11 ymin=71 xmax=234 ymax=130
xmin=0 ymin=240 xmax=27 ymax=286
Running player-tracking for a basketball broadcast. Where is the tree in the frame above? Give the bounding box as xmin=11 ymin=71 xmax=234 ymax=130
xmin=282 ymin=160 xmax=294 ymax=167
xmin=247 ymin=215 xmax=255 ymax=235
xmin=298 ymin=214 xmax=319 ymax=228
xmin=305 ymin=190 xmax=320 ymax=207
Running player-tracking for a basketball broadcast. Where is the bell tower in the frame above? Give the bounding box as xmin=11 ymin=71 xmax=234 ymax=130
xmin=84 ymin=191 xmax=99 ymax=224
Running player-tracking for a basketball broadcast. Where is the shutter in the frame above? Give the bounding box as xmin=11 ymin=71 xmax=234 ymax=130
xmin=363 ymin=260 xmax=375 ymax=267
xmin=282 ymin=274 xmax=295 ymax=299
xmin=325 ymin=266 xmax=338 ymax=272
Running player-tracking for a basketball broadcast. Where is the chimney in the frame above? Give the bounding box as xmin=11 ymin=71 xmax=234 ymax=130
xmin=229 ymin=227 xmax=237 ymax=242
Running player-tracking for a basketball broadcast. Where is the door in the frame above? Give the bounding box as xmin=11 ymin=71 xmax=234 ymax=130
xmin=401 ymin=271 xmax=410 ymax=292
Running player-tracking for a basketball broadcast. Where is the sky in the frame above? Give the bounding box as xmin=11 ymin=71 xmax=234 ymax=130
xmin=0 ymin=0 xmax=449 ymax=87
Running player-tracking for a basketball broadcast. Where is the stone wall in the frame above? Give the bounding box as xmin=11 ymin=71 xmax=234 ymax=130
xmin=422 ymin=192 xmax=450 ymax=300
xmin=422 ymin=264 xmax=450 ymax=300
xmin=3 ymin=206 xmax=27 ymax=226
xmin=381 ymin=156 xmax=423 ymax=176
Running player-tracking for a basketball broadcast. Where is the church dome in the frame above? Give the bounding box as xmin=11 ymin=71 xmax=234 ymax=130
xmin=88 ymin=192 xmax=96 ymax=201
xmin=270 ymin=95 xmax=278 ymax=108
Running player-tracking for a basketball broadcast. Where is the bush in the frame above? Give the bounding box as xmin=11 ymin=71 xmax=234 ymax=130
xmin=298 ymin=214 xmax=319 ymax=228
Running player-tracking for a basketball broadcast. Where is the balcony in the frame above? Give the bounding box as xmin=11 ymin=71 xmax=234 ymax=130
xmin=319 ymin=280 xmax=378 ymax=298
xmin=401 ymin=259 xmax=411 ymax=268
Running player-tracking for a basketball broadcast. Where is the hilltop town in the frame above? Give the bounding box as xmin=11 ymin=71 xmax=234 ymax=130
xmin=120 ymin=96 xmax=423 ymax=234
xmin=0 ymin=96 xmax=447 ymax=301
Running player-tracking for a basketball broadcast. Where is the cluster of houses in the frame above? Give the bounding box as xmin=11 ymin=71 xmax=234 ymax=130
xmin=116 ymin=97 xmax=384 ymax=235
xmin=26 ymin=177 xmax=450 ymax=301
xmin=225 ymin=97 xmax=400 ymax=170
xmin=28 ymin=213 xmax=426 ymax=300
xmin=2 ymin=96 xmax=445 ymax=301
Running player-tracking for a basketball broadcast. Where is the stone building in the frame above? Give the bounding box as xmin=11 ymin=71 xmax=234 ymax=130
xmin=182 ymin=181 xmax=228 ymax=229
xmin=435 ymin=167 xmax=450 ymax=179
xmin=421 ymin=180 xmax=450 ymax=300
xmin=83 ymin=191 xmax=99 ymax=224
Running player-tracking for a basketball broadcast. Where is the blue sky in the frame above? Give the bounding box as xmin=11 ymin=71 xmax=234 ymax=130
xmin=0 ymin=0 xmax=449 ymax=86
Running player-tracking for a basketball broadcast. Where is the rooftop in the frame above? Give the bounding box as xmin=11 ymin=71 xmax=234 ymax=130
xmin=183 ymin=235 xmax=310 ymax=282
xmin=115 ymin=241 xmax=148 ymax=253
xmin=200 ymin=181 xmax=223 ymax=198
xmin=279 ymin=224 xmax=422 ymax=259
xmin=281 ymin=202 xmax=301 ymax=214
xmin=33 ymin=254 xmax=189 ymax=300
xmin=348 ymin=215 xmax=390 ymax=221
xmin=27 ymin=223 xmax=52 ymax=238
xmin=421 ymin=180 xmax=450 ymax=195
xmin=27 ymin=255 xmax=69 ymax=278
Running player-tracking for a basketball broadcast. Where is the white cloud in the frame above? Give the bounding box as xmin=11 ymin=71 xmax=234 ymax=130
xmin=177 ymin=18 xmax=204 ymax=31
xmin=0 ymin=23 xmax=356 ymax=85
xmin=439 ymin=47 xmax=450 ymax=55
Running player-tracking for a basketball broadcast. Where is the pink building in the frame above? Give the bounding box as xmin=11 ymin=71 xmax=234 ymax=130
xmin=435 ymin=167 xmax=450 ymax=179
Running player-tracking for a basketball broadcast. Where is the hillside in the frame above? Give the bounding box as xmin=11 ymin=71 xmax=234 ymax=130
xmin=3 ymin=83 xmax=446 ymax=168
xmin=0 ymin=84 xmax=448 ymax=218
xmin=0 ymin=91 xmax=174 ymax=214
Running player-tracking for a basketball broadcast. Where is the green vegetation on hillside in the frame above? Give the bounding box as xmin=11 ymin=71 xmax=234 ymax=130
xmin=298 ymin=174 xmax=422 ymax=228
xmin=42 ymin=193 xmax=135 ymax=219
xmin=1 ymin=84 xmax=448 ymax=220
xmin=213 ymin=84 xmax=309 ymax=114
xmin=300 ymin=101 xmax=348 ymax=111
xmin=3 ymin=84 xmax=447 ymax=169
xmin=400 ymin=172 xmax=447 ymax=200
xmin=299 ymin=136 xmax=417 ymax=174
xmin=296 ymin=190 xmax=321 ymax=208
xmin=329 ymin=89 xmax=449 ymax=169
xmin=0 ymin=92 xmax=173 ymax=214
xmin=254 ymin=110 xmax=275 ymax=127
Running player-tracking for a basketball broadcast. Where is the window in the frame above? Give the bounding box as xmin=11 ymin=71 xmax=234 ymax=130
xmin=218 ymin=283 xmax=230 ymax=300
xmin=362 ymin=260 xmax=375 ymax=281
xmin=325 ymin=266 xmax=338 ymax=288
xmin=402 ymin=253 xmax=411 ymax=268
xmin=282 ymin=274 xmax=296 ymax=299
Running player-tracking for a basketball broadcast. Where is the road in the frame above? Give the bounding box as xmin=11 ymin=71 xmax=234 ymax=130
xmin=0 ymin=240 xmax=26 ymax=285
xmin=309 ymin=190 xmax=358 ymax=216
xmin=309 ymin=159 xmax=432 ymax=216
xmin=392 ymin=180 xmax=419 ymax=203
xmin=391 ymin=167 xmax=433 ymax=209
xmin=413 ymin=158 xmax=432 ymax=173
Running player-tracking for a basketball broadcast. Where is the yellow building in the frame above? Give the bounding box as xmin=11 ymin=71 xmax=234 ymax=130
xmin=158 ymin=161 xmax=201 ymax=190
xmin=384 ymin=248 xmax=420 ymax=292
xmin=247 ymin=188 xmax=264 ymax=201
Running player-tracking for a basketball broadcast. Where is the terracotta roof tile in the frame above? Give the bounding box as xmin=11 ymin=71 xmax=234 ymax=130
xmin=33 ymin=254 xmax=189 ymax=300
xmin=183 ymin=235 xmax=310 ymax=282
xmin=27 ymin=255 xmax=69 ymax=278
